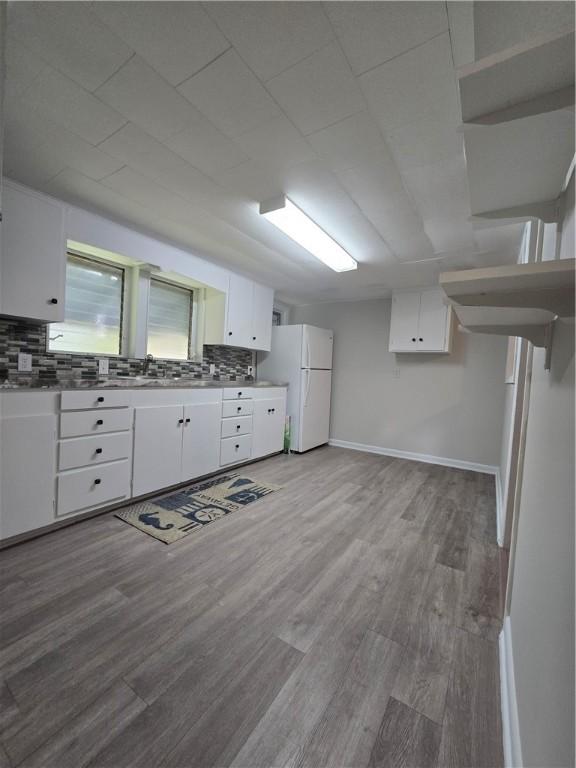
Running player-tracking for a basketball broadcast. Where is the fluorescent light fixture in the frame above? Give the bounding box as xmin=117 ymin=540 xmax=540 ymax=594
xmin=259 ymin=195 xmax=357 ymax=272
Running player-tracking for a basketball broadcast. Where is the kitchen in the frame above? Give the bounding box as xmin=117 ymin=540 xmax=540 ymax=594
xmin=0 ymin=2 xmax=574 ymax=768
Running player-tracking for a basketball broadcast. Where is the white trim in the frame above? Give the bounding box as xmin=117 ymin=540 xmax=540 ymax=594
xmin=327 ymin=439 xmax=498 ymax=476
xmin=495 ymin=467 xmax=504 ymax=546
xmin=499 ymin=617 xmax=523 ymax=768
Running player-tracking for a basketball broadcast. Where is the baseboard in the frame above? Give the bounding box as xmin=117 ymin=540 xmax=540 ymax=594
xmin=495 ymin=468 xmax=504 ymax=547
xmin=328 ymin=439 xmax=498 ymax=476
xmin=499 ymin=617 xmax=523 ymax=767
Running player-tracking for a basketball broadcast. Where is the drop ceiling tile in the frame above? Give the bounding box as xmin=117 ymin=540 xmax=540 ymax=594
xmin=210 ymin=161 xmax=281 ymax=203
xmin=234 ymin=115 xmax=316 ymax=172
xmin=306 ymin=111 xmax=388 ymax=172
xmin=98 ymin=122 xmax=186 ymax=180
xmin=281 ymin=159 xmax=363 ymax=221
xmin=4 ymin=37 xmax=47 ymax=101
xmin=177 ymin=49 xmax=281 ymax=138
xmin=92 ymin=2 xmax=229 ymax=87
xmin=205 ymin=2 xmax=333 ymax=81
xmin=335 ymin=149 xmax=409 ymax=213
xmin=325 ymin=1 xmax=448 ymax=76
xmin=360 ymin=32 xmax=459 ymax=133
xmin=266 ymin=42 xmax=365 ymax=135
xmin=385 ymin=114 xmax=464 ymax=171
xmin=154 ymin=163 xmax=231 ymax=211
xmin=8 ymin=2 xmax=133 ymax=91
xmin=4 ymin=135 xmax=65 ymax=187
xmin=165 ymin=118 xmax=247 ymax=175
xmin=21 ymin=67 xmax=127 ymax=145
xmin=95 ymin=56 xmax=203 ymax=142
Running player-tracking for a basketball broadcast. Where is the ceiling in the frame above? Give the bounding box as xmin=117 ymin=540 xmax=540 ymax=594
xmin=3 ymin=1 xmax=530 ymax=304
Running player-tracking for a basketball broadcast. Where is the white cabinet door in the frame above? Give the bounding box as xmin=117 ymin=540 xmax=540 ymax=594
xmin=181 ymin=402 xmax=221 ymax=481
xmin=417 ymin=289 xmax=451 ymax=351
xmin=249 ymin=283 xmax=274 ymax=351
xmin=252 ymin=397 xmax=286 ymax=459
xmin=225 ymin=273 xmax=253 ymax=349
xmin=0 ymin=415 xmax=56 ymax=539
xmin=389 ymin=292 xmax=420 ymax=352
xmin=132 ymin=406 xmax=183 ymax=497
xmin=0 ymin=184 xmax=66 ymax=322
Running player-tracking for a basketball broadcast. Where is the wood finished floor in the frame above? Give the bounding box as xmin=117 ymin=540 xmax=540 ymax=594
xmin=0 ymin=447 xmax=504 ymax=768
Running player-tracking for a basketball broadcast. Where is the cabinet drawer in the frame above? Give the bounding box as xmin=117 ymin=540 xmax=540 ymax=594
xmin=61 ymin=390 xmax=131 ymax=410
xmin=60 ymin=408 xmax=132 ymax=438
xmin=58 ymin=432 xmax=132 ymax=471
xmin=221 ymin=415 xmax=252 ymax=438
xmin=223 ymin=387 xmax=253 ymax=400
xmin=57 ymin=460 xmax=130 ymax=517
xmin=220 ymin=434 xmax=252 ymax=466
xmin=222 ymin=400 xmax=253 ymax=418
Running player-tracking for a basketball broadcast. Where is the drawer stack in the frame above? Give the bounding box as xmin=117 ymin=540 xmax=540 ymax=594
xmin=57 ymin=390 xmax=133 ymax=517
xmin=220 ymin=387 xmax=253 ymax=466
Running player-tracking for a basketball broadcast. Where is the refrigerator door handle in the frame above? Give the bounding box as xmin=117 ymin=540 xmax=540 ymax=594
xmin=304 ymin=369 xmax=311 ymax=407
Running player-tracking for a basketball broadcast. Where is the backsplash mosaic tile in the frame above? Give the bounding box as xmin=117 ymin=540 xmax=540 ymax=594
xmin=0 ymin=318 xmax=254 ymax=383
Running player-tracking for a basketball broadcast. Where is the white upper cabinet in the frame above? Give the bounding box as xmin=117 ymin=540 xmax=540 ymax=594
xmin=389 ymin=288 xmax=453 ymax=353
xmin=225 ymin=273 xmax=254 ymax=349
xmin=0 ymin=183 xmax=66 ymax=322
xmin=206 ymin=273 xmax=274 ymax=352
xmin=249 ymin=282 xmax=273 ymax=352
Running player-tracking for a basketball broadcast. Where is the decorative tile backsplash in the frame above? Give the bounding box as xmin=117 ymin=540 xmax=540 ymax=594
xmin=0 ymin=318 xmax=254 ymax=383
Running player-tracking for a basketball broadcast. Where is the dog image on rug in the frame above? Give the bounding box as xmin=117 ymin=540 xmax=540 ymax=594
xmin=115 ymin=474 xmax=281 ymax=543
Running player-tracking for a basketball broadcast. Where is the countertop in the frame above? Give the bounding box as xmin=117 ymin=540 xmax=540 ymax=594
xmin=0 ymin=378 xmax=288 ymax=392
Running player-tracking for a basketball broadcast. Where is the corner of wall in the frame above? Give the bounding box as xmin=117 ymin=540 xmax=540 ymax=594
xmin=499 ymin=617 xmax=524 ymax=768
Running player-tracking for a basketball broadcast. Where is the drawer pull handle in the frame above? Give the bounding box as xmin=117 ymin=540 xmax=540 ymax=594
xmin=238 ymin=391 xmax=242 ymax=396
xmin=235 ymin=444 xmax=240 ymax=449
xmin=94 ymin=478 xmax=101 ymax=485
xmin=95 ymin=448 xmax=103 ymax=455
xmin=97 ymin=396 xmax=104 ymax=403
xmin=96 ymin=419 xmax=103 ymax=426
xmin=236 ymin=424 xmax=241 ymax=430
xmin=185 ymin=418 xmax=191 ymax=423
xmin=237 ymin=406 xmax=242 ymax=412
xmin=178 ymin=419 xmax=184 ymax=424
xmin=49 ymin=298 xmax=58 ymax=304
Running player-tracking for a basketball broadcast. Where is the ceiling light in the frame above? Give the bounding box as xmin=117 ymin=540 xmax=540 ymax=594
xmin=259 ymin=195 xmax=357 ymax=273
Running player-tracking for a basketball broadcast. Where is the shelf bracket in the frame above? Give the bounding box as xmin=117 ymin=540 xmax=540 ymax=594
xmin=471 ymin=198 xmax=561 ymax=223
xmin=544 ymin=320 xmax=555 ymax=372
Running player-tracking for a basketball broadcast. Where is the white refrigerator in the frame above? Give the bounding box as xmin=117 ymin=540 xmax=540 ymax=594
xmin=258 ymin=324 xmax=333 ymax=453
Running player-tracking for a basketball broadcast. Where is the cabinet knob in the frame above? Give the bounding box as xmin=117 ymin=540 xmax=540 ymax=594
xmin=96 ymin=419 xmax=103 ymax=425
xmin=97 ymin=396 xmax=104 ymax=403
xmin=271 ymin=408 xmax=275 ymax=413
xmin=94 ymin=478 xmax=101 ymax=485
xmin=412 ymin=338 xmax=416 ymax=342
xmin=235 ymin=444 xmax=239 ymax=449
xmin=185 ymin=418 xmax=190 ymax=423
xmin=95 ymin=448 xmax=103 ymax=455
xmin=178 ymin=418 xmax=184 ymax=424
xmin=238 ymin=392 xmax=242 ymax=396
xmin=419 ymin=337 xmax=423 ymax=342
xmin=237 ymin=406 xmax=242 ymax=412
xmin=228 ymin=331 xmax=233 ymax=336
xmin=252 ymin=336 xmax=256 ymax=341
xmin=236 ymin=424 xmax=241 ymax=430
xmin=49 ymin=298 xmax=58 ymax=305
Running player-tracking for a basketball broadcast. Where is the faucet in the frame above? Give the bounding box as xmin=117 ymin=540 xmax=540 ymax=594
xmin=141 ymin=354 xmax=154 ymax=376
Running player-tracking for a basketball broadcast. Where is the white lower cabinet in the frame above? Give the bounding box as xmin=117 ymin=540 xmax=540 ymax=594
xmin=252 ymin=397 xmax=286 ymax=459
xmin=0 ymin=413 xmax=57 ymax=539
xmin=132 ymin=405 xmax=184 ymax=497
xmin=57 ymin=460 xmax=130 ymax=517
xmin=181 ymin=402 xmax=221 ymax=482
xmin=220 ymin=433 xmax=252 ymax=465
xmin=132 ymin=397 xmax=222 ymax=497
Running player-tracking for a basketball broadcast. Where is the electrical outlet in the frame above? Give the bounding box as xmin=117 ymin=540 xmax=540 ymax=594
xmin=17 ymin=353 xmax=32 ymax=372
xmin=98 ymin=358 xmax=109 ymax=375
xmin=209 ymin=363 xmax=216 ymax=375
xmin=247 ymin=365 xmax=254 ymax=377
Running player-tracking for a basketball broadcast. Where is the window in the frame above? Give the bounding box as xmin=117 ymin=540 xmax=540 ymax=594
xmin=147 ymin=279 xmax=193 ymax=360
xmin=48 ymin=254 xmax=124 ymax=355
xmin=272 ymin=309 xmax=282 ymax=326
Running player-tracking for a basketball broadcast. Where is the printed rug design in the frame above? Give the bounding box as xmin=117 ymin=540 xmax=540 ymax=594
xmin=115 ymin=474 xmax=282 ymax=544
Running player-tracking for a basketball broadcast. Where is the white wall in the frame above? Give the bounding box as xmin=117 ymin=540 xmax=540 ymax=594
xmin=507 ymin=173 xmax=575 ymax=767
xmin=291 ymin=298 xmax=507 ymax=468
